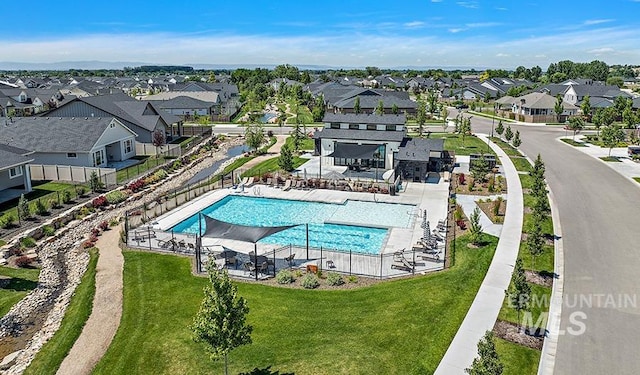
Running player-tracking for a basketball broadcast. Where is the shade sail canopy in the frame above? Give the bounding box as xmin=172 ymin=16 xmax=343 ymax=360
xmin=328 ymin=143 xmax=381 ymax=159
xmin=202 ymin=215 xmax=297 ymax=243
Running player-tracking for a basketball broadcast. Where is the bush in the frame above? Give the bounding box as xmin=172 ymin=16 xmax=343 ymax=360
xmin=347 ymin=275 xmax=358 ymax=283
xmin=275 ymin=269 xmax=294 ymax=284
xmin=0 ymin=214 xmax=16 ymax=229
xmin=49 ymin=198 xmax=61 ymax=209
xmin=127 ymin=178 xmax=146 ymax=193
xmin=76 ymin=186 xmax=87 ymax=197
xmin=20 ymin=237 xmax=37 ymax=248
xmin=82 ymin=240 xmax=94 ymax=249
xmin=89 ymin=171 xmax=105 ymax=192
xmin=109 ymin=218 xmax=120 ymax=227
xmin=35 ymin=199 xmax=49 ymax=215
xmin=92 ymin=196 xmax=108 ymax=209
xmin=105 ymin=190 xmax=128 ymax=205
xmin=326 ymin=272 xmax=344 ymax=286
xmin=98 ymin=220 xmax=109 ymax=231
xmin=42 ymin=225 xmax=55 ymax=237
xmin=15 ymin=255 xmax=32 ymax=268
xmin=91 ymin=228 xmax=101 ymax=237
xmin=62 ymin=190 xmax=72 ymax=204
xmin=458 ymin=173 xmax=466 ymax=185
xmin=301 ymin=273 xmax=320 ymax=289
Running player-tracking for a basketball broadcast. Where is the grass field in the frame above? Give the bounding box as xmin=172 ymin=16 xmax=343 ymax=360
xmin=511 ymin=157 xmax=532 ymax=172
xmin=241 ymin=156 xmax=307 ymax=178
xmin=0 ymin=266 xmax=40 ymax=317
xmin=489 ymin=137 xmax=522 ymax=157
xmin=599 ymin=156 xmax=621 ymax=162
xmin=429 ymin=133 xmax=496 ymax=156
xmin=24 ymin=249 xmax=98 ymax=375
xmin=495 ymin=337 xmax=541 ymax=375
xmin=284 ymin=136 xmax=315 ymax=151
xmin=560 ymin=138 xmax=587 ymax=147
xmin=0 ymin=181 xmax=82 ymax=220
xmin=94 ymin=234 xmax=497 ymax=375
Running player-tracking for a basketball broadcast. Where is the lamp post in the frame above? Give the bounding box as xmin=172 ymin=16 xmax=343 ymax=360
xmin=491 ymin=103 xmax=497 ymax=138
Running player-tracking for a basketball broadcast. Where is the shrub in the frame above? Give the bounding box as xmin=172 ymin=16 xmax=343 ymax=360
xmin=42 ymin=225 xmax=55 ymax=237
xmin=294 ymin=269 xmax=303 ymax=278
xmin=275 ymin=269 xmax=294 ymax=284
xmin=82 ymin=240 xmax=94 ymax=249
xmin=98 ymin=220 xmax=109 ymax=231
xmin=89 ymin=171 xmax=105 ymax=192
xmin=127 ymin=178 xmax=146 ymax=193
xmin=18 ymin=194 xmax=31 ymax=220
xmin=154 ymin=169 xmax=168 ymax=180
xmin=62 ymin=190 xmax=72 ymax=204
xmin=92 ymin=196 xmax=108 ymax=209
xmin=109 ymin=218 xmax=120 ymax=227
xmin=347 ymin=275 xmax=358 ymax=283
xmin=301 ymin=273 xmax=320 ymax=289
xmin=91 ymin=228 xmax=101 ymax=237
xmin=458 ymin=173 xmax=466 ymax=185
xmin=15 ymin=256 xmax=32 ymax=268
xmin=20 ymin=237 xmax=37 ymax=248
xmin=326 ymin=272 xmax=344 ymax=286
xmin=34 ymin=199 xmax=49 ymax=216
xmin=79 ymin=207 xmax=91 ymax=217
xmin=1 ymin=214 xmax=16 ymax=229
xmin=105 ymin=190 xmax=128 ymax=205
xmin=76 ymin=186 xmax=87 ymax=197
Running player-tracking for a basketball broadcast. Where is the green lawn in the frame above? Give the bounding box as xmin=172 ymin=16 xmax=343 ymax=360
xmin=429 ymin=133 xmax=496 ymax=156
xmin=489 ymin=137 xmax=522 ymax=157
xmin=284 ymin=136 xmax=315 ymax=151
xmin=633 ymin=177 xmax=640 ymax=183
xmin=519 ymin=174 xmax=533 ymax=190
xmin=495 ymin=337 xmax=541 ymax=375
xmin=560 ymin=138 xmax=587 ymax=147
xmin=94 ymin=234 xmax=497 ymax=375
xmin=0 ymin=266 xmax=40 ymax=316
xmin=0 ymin=181 xmax=82 ymax=219
xmin=599 ymin=156 xmax=621 ymax=162
xmin=116 ymin=156 xmax=170 ymax=183
xmin=241 ymin=156 xmax=309 ymax=178
xmin=498 ymin=282 xmax=551 ymax=331
xmin=511 ymin=157 xmax=532 ymax=172
xmin=24 ymin=249 xmax=98 ymax=375
xmin=283 ymin=99 xmax=314 ymax=124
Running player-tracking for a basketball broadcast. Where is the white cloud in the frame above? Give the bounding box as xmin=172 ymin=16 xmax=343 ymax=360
xmin=448 ymin=28 xmax=465 ymax=33
xmin=584 ymin=19 xmax=614 ymax=26
xmin=587 ymin=47 xmax=615 ymax=55
xmin=456 ymin=1 xmax=479 ymax=8
xmin=496 ymin=53 xmax=510 ymax=57
xmin=404 ymin=21 xmax=425 ymax=28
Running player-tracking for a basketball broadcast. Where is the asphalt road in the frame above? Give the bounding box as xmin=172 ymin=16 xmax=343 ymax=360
xmin=464 ymin=112 xmax=640 ymax=374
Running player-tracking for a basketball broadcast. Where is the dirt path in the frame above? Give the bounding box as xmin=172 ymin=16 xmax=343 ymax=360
xmin=56 ymin=226 xmax=123 ymax=375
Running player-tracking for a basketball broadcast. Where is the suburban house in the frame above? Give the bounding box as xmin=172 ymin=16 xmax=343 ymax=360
xmin=44 ymin=93 xmax=182 ymax=142
xmin=0 ymin=117 xmax=137 ymax=168
xmin=0 ymin=144 xmax=34 ymax=203
xmin=313 ymin=113 xmax=452 ymax=182
xmin=147 ymin=81 xmax=241 ymax=121
xmin=511 ymin=92 xmax=578 ymax=123
xmin=0 ymin=88 xmax=73 ymax=117
xmin=309 ymin=83 xmax=417 ymax=114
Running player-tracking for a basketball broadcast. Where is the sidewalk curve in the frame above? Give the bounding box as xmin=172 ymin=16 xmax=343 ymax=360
xmin=435 ymin=134 xmax=524 ymax=374
xmin=56 ymin=225 xmax=124 ymax=375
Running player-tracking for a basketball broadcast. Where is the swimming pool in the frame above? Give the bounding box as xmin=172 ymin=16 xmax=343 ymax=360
xmin=171 ymin=196 xmax=416 ymax=254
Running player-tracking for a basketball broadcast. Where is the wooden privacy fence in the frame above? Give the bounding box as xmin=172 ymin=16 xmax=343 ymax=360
xmin=30 ymin=164 xmax=117 ymax=186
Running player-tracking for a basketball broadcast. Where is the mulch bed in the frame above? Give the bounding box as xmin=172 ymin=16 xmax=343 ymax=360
xmin=525 ymin=270 xmax=553 ymax=287
xmin=476 ymin=200 xmax=506 ymax=224
xmin=493 ymin=319 xmax=544 ymax=350
xmin=244 ymin=271 xmax=382 ymax=290
xmin=452 ymin=173 xmax=507 ymax=196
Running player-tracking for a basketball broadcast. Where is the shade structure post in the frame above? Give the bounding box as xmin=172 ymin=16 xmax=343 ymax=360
xmin=412 ymin=248 xmax=416 ymax=275
xmin=349 ymin=249 xmax=352 ymax=275
xmin=306 ymin=223 xmax=309 ymax=260
xmin=320 ymin=246 xmax=323 ymax=272
xmin=380 ymin=252 xmax=383 ymax=279
xmin=273 ymin=249 xmax=276 ymax=277
xmin=254 ymin=243 xmax=258 ymax=281
xmin=147 ymin=226 xmax=152 ymax=251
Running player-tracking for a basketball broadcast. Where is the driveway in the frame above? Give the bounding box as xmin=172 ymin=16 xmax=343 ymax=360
xmin=467 ymin=115 xmax=640 ymax=374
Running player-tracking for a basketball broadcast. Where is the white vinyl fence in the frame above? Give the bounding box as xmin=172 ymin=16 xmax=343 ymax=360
xmin=135 ymin=142 xmax=182 ymax=157
xmin=30 ymin=164 xmax=117 ymax=186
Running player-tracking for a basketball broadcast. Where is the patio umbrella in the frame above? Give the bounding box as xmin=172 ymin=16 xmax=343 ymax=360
xmin=303 ymin=168 xmax=307 ymax=182
xmin=382 ymin=169 xmax=394 ymax=182
xmin=323 ymin=170 xmax=346 ymax=180
xmin=420 ymin=209 xmax=430 ymax=242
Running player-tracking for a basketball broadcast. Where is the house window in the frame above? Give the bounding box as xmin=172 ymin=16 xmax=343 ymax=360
xmin=349 ymin=124 xmax=359 ymax=130
xmin=330 ymin=123 xmax=340 ymax=129
xmin=67 ymin=153 xmax=77 ymax=158
xmin=366 ymin=124 xmax=377 ymax=130
xmin=110 ymin=123 xmax=116 ymax=128
xmin=124 ymin=139 xmax=133 ymax=154
xmin=9 ymin=166 xmax=23 ymax=179
xmin=386 ymin=125 xmax=396 ymax=131
xmin=93 ymin=150 xmax=104 ymax=166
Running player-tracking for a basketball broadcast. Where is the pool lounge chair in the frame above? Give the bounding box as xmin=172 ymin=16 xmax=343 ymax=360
xmin=245 ymin=176 xmax=255 ymax=187
xmin=282 ymin=179 xmax=292 ymax=191
xmin=391 ymin=257 xmax=413 ymax=271
xmin=265 ymin=178 xmax=272 ymax=186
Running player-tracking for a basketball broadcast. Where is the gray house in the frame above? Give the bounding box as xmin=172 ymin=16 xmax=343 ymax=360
xmin=0 ymin=144 xmax=34 ymax=203
xmin=393 ymin=138 xmax=451 ymax=182
xmin=0 ymin=117 xmax=137 ymax=167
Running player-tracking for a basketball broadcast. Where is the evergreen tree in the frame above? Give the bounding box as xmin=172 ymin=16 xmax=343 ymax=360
xmin=278 ymin=144 xmax=294 ymax=171
xmin=375 ymin=100 xmax=385 ymax=115
xmin=192 ymin=264 xmax=252 ymax=375
xmin=494 ymin=120 xmax=504 ymax=138
xmin=89 ymin=171 xmax=104 ymax=192
xmin=391 ymin=103 xmax=399 ymax=115
xmin=506 ymin=259 xmax=531 ymax=327
xmin=465 ymin=331 xmax=504 ymax=375
xmin=18 ymin=194 xmax=31 ymax=220
xmin=470 ymin=155 xmax=489 ymax=182
xmin=469 ymin=207 xmax=483 ymax=245
xmin=353 ymin=96 xmax=361 ymax=114
xmin=526 ymin=220 xmax=545 ymax=270
xmin=512 ymin=130 xmax=522 ymax=147
xmin=504 ymin=125 xmax=513 ymax=142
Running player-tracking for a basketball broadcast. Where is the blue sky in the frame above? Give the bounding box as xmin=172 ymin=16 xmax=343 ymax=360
xmin=2 ymin=0 xmax=639 ymax=69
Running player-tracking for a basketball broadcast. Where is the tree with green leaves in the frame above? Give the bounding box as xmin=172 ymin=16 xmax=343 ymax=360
xmin=353 ymin=96 xmax=361 ymax=114
xmin=375 ymin=100 xmax=385 ymax=115
xmin=622 ymin=106 xmax=637 ymax=129
xmin=512 ymin=130 xmax=522 ymax=147
xmin=506 ymin=258 xmax=531 ymax=327
xmin=469 ymin=207 xmax=483 ymax=245
xmin=426 ymin=88 xmax=438 ymax=117
xmin=278 ymin=144 xmax=294 ymax=171
xmin=391 ymin=103 xmax=399 ymax=115
xmin=18 ymin=194 xmax=31 ymax=221
xmin=470 ymin=155 xmax=489 ymax=182
xmin=531 ymin=154 xmax=545 ymax=180
xmin=580 ymin=95 xmax=592 ymax=120
xmin=89 ymin=171 xmax=104 ymax=192
xmin=465 ymin=331 xmax=503 ymax=375
xmin=457 ymin=116 xmax=472 ymax=147
xmin=494 ymin=120 xmax=504 ymax=138
xmin=504 ymin=125 xmax=513 ymax=142
xmin=554 ymin=94 xmax=564 ymax=122
xmin=441 ymin=105 xmax=449 ymax=132
xmin=192 ymin=264 xmax=252 ymax=375
xmin=291 ymin=122 xmax=304 ymax=152
xmin=416 ymin=99 xmax=427 ymax=137
xmin=566 ymin=116 xmax=584 ymax=140
xmin=600 ymin=125 xmax=626 ymax=157
xmin=526 ymin=219 xmax=545 ymax=270
xmin=245 ymin=124 xmax=265 ymax=152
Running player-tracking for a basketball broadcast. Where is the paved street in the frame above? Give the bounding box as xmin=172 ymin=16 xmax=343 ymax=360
xmin=465 ymin=112 xmax=640 ymax=374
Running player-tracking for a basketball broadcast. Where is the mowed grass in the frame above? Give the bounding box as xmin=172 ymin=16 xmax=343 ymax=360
xmin=560 ymin=138 xmax=587 ymax=147
xmin=94 ymin=234 xmax=497 ymax=375
xmin=511 ymin=157 xmax=532 ymax=172
xmin=241 ymin=156 xmax=307 ymax=178
xmin=284 ymin=135 xmax=315 ymax=151
xmin=495 ymin=337 xmax=541 ymax=375
xmin=0 ymin=266 xmax=40 ymax=316
xmin=489 ymin=137 xmax=522 ymax=157
xmin=430 ymin=133 xmax=496 ymax=156
xmin=498 ymin=282 xmax=552 ymax=330
xmin=24 ymin=249 xmax=98 ymax=375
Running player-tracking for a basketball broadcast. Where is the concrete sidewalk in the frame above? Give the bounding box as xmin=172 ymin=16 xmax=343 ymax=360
xmin=435 ymin=134 xmax=523 ymax=374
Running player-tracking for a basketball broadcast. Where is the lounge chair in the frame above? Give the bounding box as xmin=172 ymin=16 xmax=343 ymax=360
xmin=187 ymin=242 xmax=196 ymax=252
xmin=282 ymin=179 xmax=292 ymax=191
xmin=243 ymin=261 xmax=256 ymax=275
xmin=432 ymin=230 xmax=445 ymax=241
xmin=265 ymin=178 xmax=272 ymax=186
xmin=295 ymin=180 xmax=303 ymax=189
xmin=245 ymin=176 xmax=255 ymax=187
xmin=420 ymin=251 xmax=441 ymax=262
xmin=240 ymin=177 xmax=249 ymax=186
xmin=391 ymin=257 xmax=413 ymax=271
xmin=284 ymin=253 xmax=296 ymax=266
xmin=258 ymin=261 xmax=269 ymax=275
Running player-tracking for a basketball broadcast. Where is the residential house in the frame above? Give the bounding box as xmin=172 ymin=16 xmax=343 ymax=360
xmin=0 ymin=88 xmax=73 ymax=116
xmin=394 ymin=138 xmax=452 ymax=182
xmin=0 ymin=144 xmax=34 ymax=203
xmin=44 ymin=93 xmax=182 ymax=142
xmin=0 ymin=117 xmax=137 ymax=168
xmin=311 ymin=83 xmax=417 ymax=114
xmin=511 ymin=92 xmax=578 ymax=123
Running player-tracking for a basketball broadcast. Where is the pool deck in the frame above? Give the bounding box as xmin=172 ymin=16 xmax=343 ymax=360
xmin=147 ymin=178 xmax=450 ymax=277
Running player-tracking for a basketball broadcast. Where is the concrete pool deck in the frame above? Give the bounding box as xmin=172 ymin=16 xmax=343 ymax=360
xmin=145 ymin=177 xmax=450 ymax=277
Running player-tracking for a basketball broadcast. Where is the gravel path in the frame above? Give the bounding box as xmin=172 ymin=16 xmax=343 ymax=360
xmin=56 ymin=226 xmax=123 ymax=375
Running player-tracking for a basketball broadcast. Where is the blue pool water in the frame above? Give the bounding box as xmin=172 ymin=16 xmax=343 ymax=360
xmin=171 ymin=196 xmax=416 ymax=254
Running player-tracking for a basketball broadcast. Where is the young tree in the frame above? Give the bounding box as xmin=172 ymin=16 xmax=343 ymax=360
xmin=441 ymin=105 xmax=449 ymax=132
xmin=18 ymin=194 xmax=31 ymax=220
xmin=622 ymin=106 xmax=637 ymax=129
xmin=416 ymin=99 xmax=427 ymax=137
xmin=245 ymin=124 xmax=265 ymax=152
xmin=278 ymin=144 xmax=294 ymax=171
xmin=581 ymin=95 xmax=592 ymax=120
xmin=554 ymin=94 xmax=564 ymax=122
xmin=526 ymin=219 xmax=545 ymax=270
xmin=291 ymin=122 xmax=305 ymax=152
xmin=89 ymin=171 xmax=104 ymax=192
xmin=192 ymin=265 xmax=252 ymax=375
xmin=426 ymin=88 xmax=438 ymax=117
xmin=506 ymin=259 xmax=531 ymax=328
xmin=469 ymin=207 xmax=483 ymax=245
xmin=470 ymin=155 xmax=489 ymax=182
xmin=391 ymin=103 xmax=399 ymax=115
xmin=494 ymin=120 xmax=504 ymax=138
xmin=152 ymin=129 xmax=166 ymax=154
xmin=353 ymin=96 xmax=361 ymax=114
xmin=600 ymin=125 xmax=626 ymax=157
xmin=375 ymin=99 xmax=385 ymax=115
xmin=512 ymin=130 xmax=522 ymax=147
xmin=504 ymin=125 xmax=513 ymax=142
xmin=465 ymin=331 xmax=504 ymax=375
xmin=566 ymin=116 xmax=584 ymax=140
xmin=458 ymin=116 xmax=472 ymax=147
